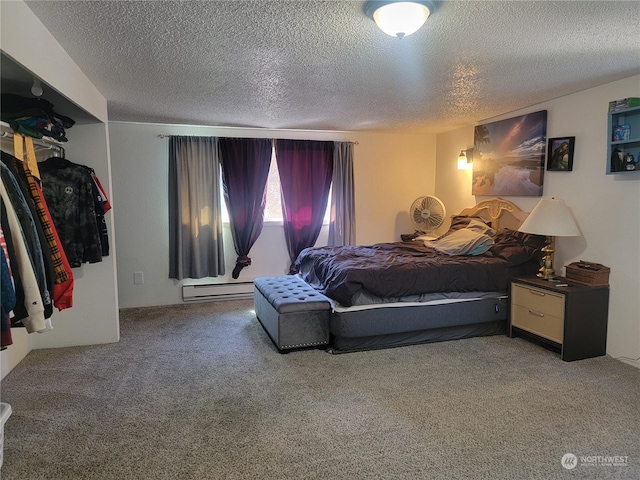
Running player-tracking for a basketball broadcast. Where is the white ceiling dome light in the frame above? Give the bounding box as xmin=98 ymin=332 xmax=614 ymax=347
xmin=364 ymin=1 xmax=436 ymax=39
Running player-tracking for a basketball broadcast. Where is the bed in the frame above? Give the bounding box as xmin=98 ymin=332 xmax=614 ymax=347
xmin=294 ymin=197 xmax=546 ymax=353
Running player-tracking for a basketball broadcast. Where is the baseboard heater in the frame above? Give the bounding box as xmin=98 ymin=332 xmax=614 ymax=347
xmin=182 ymin=282 xmax=254 ymax=302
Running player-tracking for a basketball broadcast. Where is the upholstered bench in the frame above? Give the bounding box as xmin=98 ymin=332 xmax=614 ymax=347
xmin=254 ymin=276 xmax=332 ymax=351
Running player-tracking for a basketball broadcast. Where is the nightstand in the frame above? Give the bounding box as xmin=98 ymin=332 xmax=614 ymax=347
xmin=509 ymin=276 xmax=609 ymax=361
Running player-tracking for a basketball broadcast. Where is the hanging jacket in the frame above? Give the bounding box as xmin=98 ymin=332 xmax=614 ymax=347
xmin=0 ymin=179 xmax=47 ymax=333
xmin=0 ymin=163 xmax=53 ymax=318
xmin=1 ymin=152 xmax=74 ymax=310
xmin=39 ymin=157 xmax=102 ymax=267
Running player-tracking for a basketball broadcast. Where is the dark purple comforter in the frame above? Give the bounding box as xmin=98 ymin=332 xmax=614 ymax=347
xmin=295 ymin=241 xmax=540 ymax=307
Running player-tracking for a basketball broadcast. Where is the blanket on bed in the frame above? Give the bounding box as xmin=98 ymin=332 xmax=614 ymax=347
xmin=424 ymin=228 xmax=494 ymax=256
xmin=295 ymin=241 xmax=537 ymax=307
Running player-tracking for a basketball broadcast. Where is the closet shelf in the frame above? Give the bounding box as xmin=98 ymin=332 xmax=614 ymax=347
xmin=1 ymin=120 xmax=66 ymax=156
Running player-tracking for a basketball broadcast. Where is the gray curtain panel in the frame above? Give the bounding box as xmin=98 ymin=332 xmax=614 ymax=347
xmin=168 ymin=136 xmax=225 ymax=280
xmin=328 ymin=141 xmax=356 ymax=246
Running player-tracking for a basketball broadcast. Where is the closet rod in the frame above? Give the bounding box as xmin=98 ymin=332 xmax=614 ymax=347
xmin=0 ymin=130 xmax=66 ymax=156
xmin=157 ymin=134 xmax=358 ymax=144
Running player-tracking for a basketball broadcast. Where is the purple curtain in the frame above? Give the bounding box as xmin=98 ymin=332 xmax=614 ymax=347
xmin=275 ymin=139 xmax=333 ymax=274
xmin=219 ymin=138 xmax=272 ymax=279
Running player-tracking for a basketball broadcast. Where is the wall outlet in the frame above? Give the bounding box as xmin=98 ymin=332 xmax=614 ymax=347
xmin=133 ymin=271 xmax=144 ymax=285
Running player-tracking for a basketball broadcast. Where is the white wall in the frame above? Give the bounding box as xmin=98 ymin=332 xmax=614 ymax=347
xmin=109 ymin=122 xmax=436 ymax=308
xmin=435 ymin=75 xmax=640 ymax=367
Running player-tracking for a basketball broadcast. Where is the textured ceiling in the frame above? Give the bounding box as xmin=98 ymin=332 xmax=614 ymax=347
xmin=20 ymin=0 xmax=640 ymax=133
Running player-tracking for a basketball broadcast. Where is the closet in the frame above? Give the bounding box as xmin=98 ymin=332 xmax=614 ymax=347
xmin=0 ymin=0 xmax=119 ymax=379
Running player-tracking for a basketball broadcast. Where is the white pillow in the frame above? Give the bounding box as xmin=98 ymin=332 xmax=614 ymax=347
xmin=465 ymin=218 xmax=495 ymax=236
xmin=413 ymin=233 xmax=439 ymax=242
xmin=424 ymin=228 xmax=494 ymax=256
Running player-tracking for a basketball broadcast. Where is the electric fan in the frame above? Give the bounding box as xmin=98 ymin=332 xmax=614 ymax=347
xmin=409 ymin=195 xmax=446 ymax=239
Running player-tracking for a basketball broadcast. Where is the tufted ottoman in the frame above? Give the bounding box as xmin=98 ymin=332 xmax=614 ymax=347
xmin=254 ymin=276 xmax=332 ymax=351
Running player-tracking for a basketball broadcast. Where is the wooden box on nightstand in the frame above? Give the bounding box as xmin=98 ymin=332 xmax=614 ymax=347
xmin=509 ymin=276 xmax=609 ymax=362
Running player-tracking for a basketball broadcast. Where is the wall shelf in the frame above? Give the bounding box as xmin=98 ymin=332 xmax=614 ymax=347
xmin=607 ymin=105 xmax=640 ymax=174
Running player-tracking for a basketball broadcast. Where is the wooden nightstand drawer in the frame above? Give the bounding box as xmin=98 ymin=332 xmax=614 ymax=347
xmin=509 ymin=276 xmax=609 ymax=361
xmin=511 ymin=304 xmax=563 ymax=343
xmin=511 ymin=283 xmax=564 ymax=317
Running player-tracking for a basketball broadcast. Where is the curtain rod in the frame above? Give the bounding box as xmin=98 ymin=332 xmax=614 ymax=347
xmin=0 ymin=130 xmax=66 ymax=155
xmin=157 ymin=134 xmax=358 ymax=145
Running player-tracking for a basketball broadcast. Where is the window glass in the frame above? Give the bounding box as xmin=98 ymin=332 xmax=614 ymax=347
xmin=221 ymin=146 xmax=331 ymax=224
xmin=264 ymin=149 xmax=283 ymax=221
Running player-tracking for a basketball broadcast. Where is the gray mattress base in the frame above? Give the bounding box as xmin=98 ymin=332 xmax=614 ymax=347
xmin=329 ymin=320 xmax=506 ymax=353
xmin=328 ymin=297 xmax=508 ymax=353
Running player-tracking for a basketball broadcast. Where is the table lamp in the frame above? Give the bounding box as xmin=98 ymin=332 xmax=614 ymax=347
xmin=518 ymin=197 xmax=581 ymax=280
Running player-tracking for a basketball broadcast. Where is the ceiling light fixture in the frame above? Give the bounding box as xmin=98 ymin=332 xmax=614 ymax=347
xmin=31 ymin=77 xmax=43 ymax=97
xmin=364 ymin=1 xmax=435 ymax=39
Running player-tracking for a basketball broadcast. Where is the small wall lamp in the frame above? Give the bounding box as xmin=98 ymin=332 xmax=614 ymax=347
xmin=457 ymin=148 xmax=474 ymax=170
xmin=364 ymin=1 xmax=436 ymax=39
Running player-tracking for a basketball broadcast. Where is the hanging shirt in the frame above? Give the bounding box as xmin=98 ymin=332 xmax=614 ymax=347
xmin=80 ymin=165 xmax=109 ymax=257
xmin=32 ymin=180 xmax=74 ymax=310
xmin=1 ymin=152 xmax=74 ymax=311
xmin=39 ymin=158 xmax=103 ymax=267
xmin=2 ymin=147 xmax=74 ymax=310
xmin=0 ymin=162 xmax=53 ymax=317
xmin=0 ymin=179 xmax=47 ymax=333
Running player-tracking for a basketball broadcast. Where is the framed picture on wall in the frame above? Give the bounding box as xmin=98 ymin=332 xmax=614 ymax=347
xmin=472 ymin=110 xmax=547 ymax=196
xmin=546 ymin=137 xmax=575 ymax=171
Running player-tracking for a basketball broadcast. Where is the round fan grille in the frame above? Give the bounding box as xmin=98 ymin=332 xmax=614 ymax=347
xmin=410 ymin=196 xmax=446 ymax=233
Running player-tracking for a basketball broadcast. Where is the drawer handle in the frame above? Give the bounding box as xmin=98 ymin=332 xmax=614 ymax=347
xmin=528 ymin=289 xmax=545 ymax=297
xmin=528 ymin=309 xmax=545 ymax=318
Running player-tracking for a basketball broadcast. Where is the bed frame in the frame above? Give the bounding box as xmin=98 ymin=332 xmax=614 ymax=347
xmin=327 ymin=197 xmax=530 ymax=353
xmin=455 ymin=197 xmax=528 ymax=231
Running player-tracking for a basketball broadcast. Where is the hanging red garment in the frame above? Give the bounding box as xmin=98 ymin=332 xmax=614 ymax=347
xmin=16 ymin=135 xmax=74 ymax=310
xmin=89 ymin=171 xmax=111 ymax=213
xmin=33 ymin=180 xmax=73 ymax=310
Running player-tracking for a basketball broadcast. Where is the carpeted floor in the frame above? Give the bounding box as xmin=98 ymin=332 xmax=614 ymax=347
xmin=0 ymin=299 xmax=638 ymax=479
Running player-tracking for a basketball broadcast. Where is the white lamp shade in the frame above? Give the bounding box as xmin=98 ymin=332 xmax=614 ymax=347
xmin=518 ymin=198 xmax=581 ymax=237
xmin=372 ymin=2 xmax=431 ymax=38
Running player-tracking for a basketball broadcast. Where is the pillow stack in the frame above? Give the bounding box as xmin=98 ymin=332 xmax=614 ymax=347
xmin=423 ymin=218 xmax=495 ymax=256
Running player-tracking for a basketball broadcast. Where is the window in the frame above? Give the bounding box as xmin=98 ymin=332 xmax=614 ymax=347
xmin=221 ymin=146 xmax=331 ymax=224
xmin=263 ymin=148 xmax=283 ymax=221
